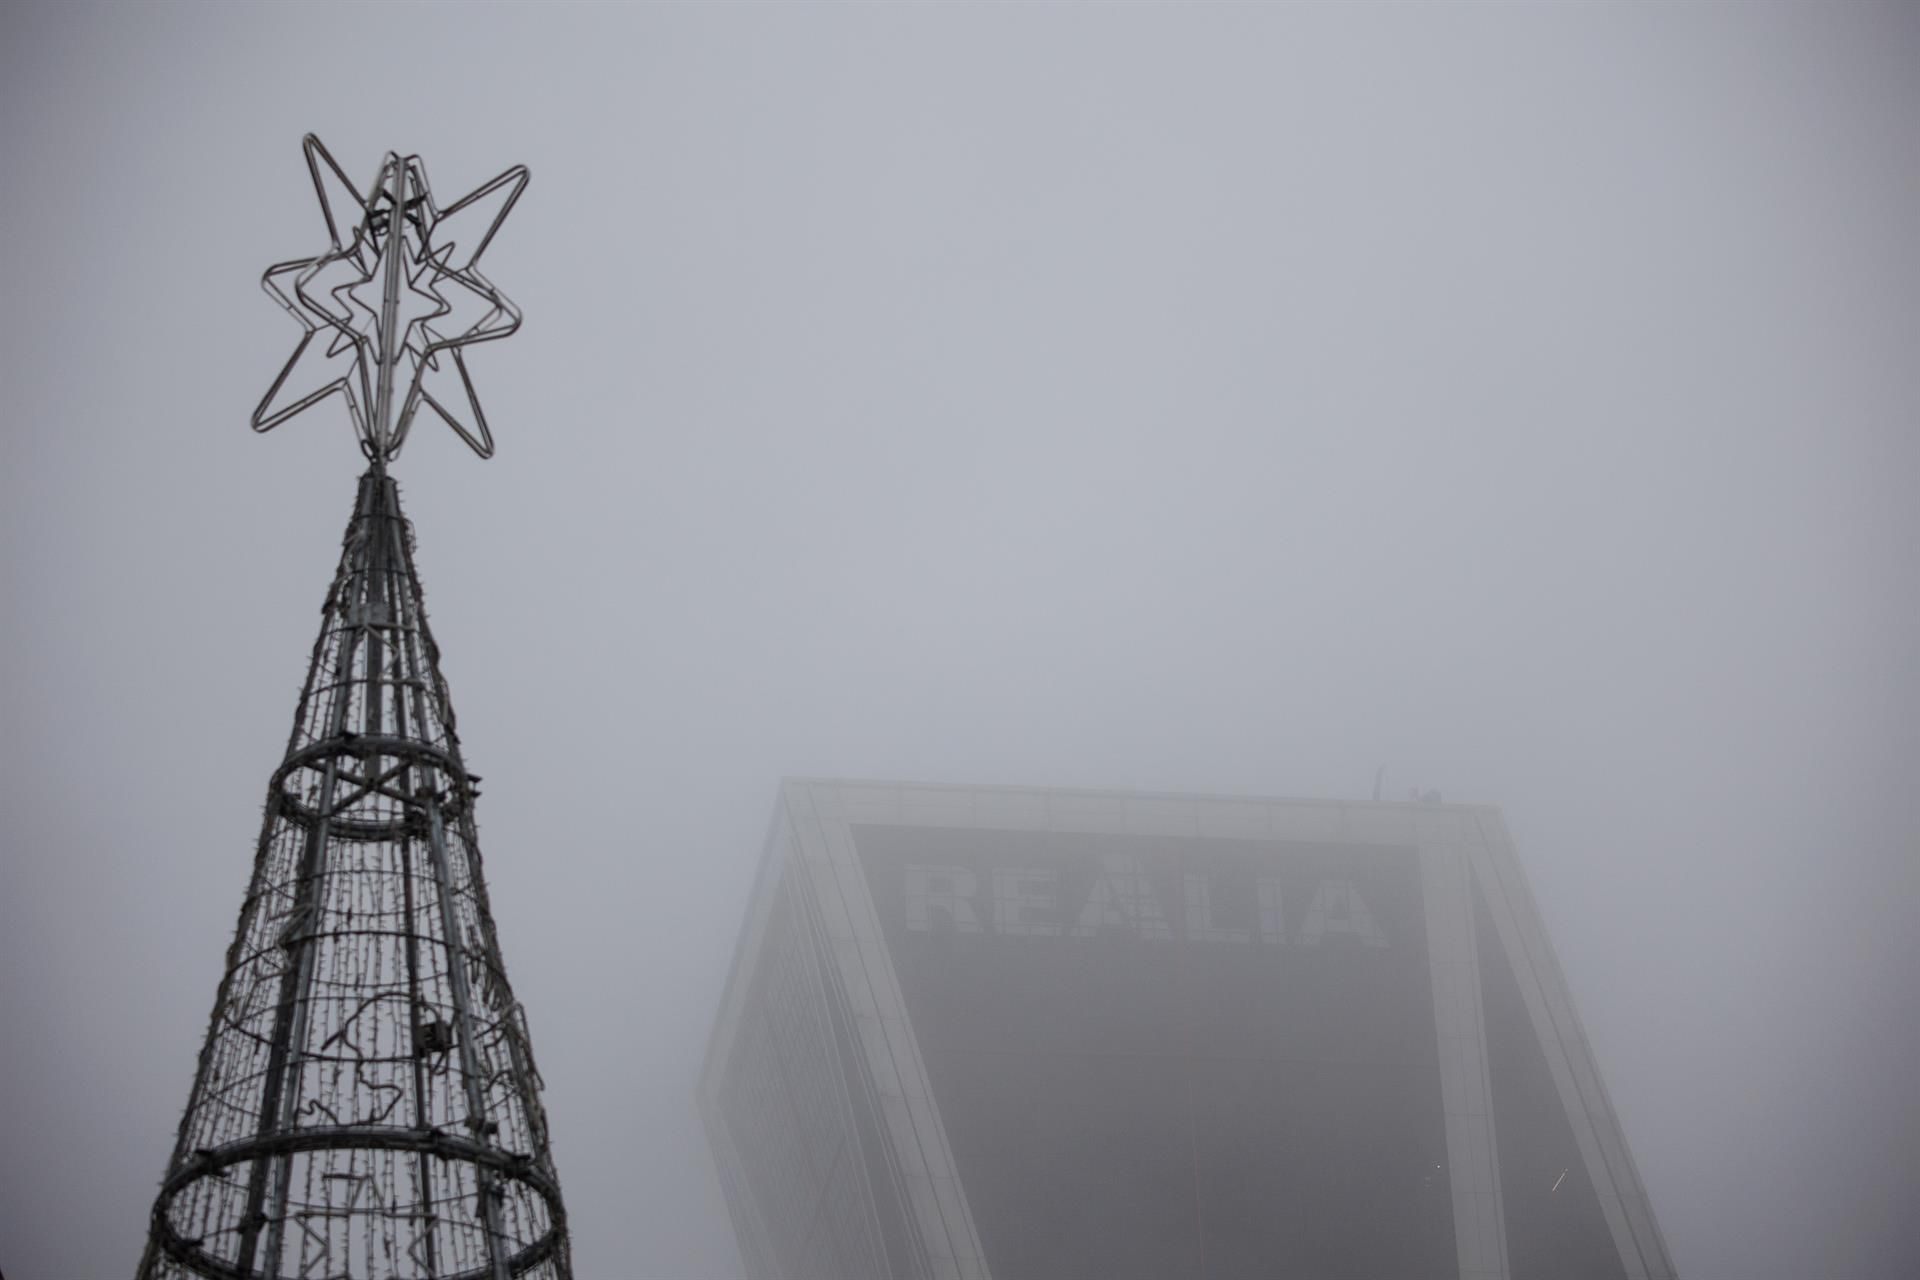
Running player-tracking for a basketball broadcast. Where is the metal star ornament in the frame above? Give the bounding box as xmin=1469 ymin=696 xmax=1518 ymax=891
xmin=253 ymin=134 xmax=529 ymax=461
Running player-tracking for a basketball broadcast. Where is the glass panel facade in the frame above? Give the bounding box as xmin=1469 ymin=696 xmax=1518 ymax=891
xmin=820 ymin=937 xmax=929 ymax=1279
xmin=855 ymin=823 xmax=1456 ymax=1280
xmin=1473 ymin=880 xmax=1627 ymax=1280
xmin=714 ymin=869 xmax=889 ymax=1280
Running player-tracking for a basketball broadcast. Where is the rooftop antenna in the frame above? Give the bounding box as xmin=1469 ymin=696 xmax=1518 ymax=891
xmin=138 ymin=136 xmax=569 ymax=1280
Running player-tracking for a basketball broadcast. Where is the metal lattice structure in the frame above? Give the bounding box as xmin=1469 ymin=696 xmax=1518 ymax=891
xmin=139 ymin=136 xmax=569 ymax=1280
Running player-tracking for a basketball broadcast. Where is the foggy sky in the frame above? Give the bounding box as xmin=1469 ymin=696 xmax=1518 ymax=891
xmin=2 ymin=3 xmax=1916 ymax=1277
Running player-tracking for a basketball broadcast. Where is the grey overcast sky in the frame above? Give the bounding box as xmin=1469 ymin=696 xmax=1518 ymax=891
xmin=1 ymin=3 xmax=1916 ymax=1277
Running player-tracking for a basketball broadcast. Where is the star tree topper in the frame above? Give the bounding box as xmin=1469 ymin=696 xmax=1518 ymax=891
xmin=254 ymin=134 xmax=529 ymax=461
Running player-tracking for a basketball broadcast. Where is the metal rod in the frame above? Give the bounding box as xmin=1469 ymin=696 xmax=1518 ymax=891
xmin=424 ymin=798 xmax=511 ymax=1280
xmin=382 ymin=505 xmax=442 ymax=1280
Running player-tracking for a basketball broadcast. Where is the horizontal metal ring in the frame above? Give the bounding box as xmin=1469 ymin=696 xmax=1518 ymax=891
xmin=152 ymin=1123 xmax=563 ymax=1280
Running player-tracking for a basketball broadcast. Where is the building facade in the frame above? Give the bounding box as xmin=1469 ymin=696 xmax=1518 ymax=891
xmin=700 ymin=780 xmax=1675 ymax=1280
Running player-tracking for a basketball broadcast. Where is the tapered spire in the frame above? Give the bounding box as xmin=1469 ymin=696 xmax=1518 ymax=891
xmin=141 ymin=136 xmax=565 ymax=1280
xmin=140 ymin=468 xmax=569 ymax=1280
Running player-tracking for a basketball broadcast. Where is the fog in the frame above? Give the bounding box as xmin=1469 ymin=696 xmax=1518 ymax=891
xmin=1 ymin=3 xmax=1915 ymax=1277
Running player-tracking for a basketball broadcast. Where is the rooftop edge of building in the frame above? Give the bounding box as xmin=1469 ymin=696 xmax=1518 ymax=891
xmin=776 ymin=775 xmax=1507 ymax=818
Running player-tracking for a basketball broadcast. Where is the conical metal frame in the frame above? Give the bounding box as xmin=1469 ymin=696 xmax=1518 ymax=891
xmin=139 ymin=468 xmax=570 ymax=1280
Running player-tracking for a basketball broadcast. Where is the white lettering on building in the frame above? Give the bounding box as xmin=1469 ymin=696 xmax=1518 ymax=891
xmin=904 ymin=863 xmax=1387 ymax=947
xmin=1184 ymin=873 xmax=1251 ymax=944
xmin=1258 ymin=875 xmax=1285 ymax=943
xmin=1072 ymin=853 xmax=1174 ymax=941
xmin=1296 ymin=877 xmax=1389 ymax=948
xmin=903 ymin=864 xmax=983 ymax=934
xmin=992 ymin=867 xmax=1061 ymax=936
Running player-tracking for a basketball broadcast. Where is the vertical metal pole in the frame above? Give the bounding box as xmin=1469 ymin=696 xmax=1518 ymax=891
xmin=424 ymin=798 xmax=512 ymax=1280
xmin=380 ymin=497 xmax=442 ymax=1279
xmin=372 ymin=158 xmax=408 ymax=458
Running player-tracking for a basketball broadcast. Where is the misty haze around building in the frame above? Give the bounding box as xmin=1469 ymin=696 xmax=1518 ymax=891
xmin=1 ymin=4 xmax=1916 ymax=1279
xmin=704 ymin=781 xmax=1674 ymax=1280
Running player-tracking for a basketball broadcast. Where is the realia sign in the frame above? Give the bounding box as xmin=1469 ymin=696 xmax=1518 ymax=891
xmin=901 ymin=852 xmax=1390 ymax=947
